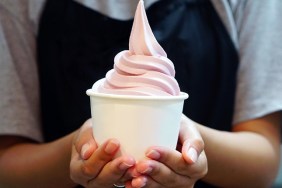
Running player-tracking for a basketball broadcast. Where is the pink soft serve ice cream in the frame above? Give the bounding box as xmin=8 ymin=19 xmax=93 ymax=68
xmin=86 ymin=0 xmax=188 ymax=160
xmin=92 ymin=0 xmax=180 ymax=96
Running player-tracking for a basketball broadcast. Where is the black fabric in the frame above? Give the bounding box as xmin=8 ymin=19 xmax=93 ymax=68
xmin=37 ymin=0 xmax=238 ymax=187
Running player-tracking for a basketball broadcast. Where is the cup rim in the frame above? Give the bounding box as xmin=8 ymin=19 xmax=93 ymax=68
xmin=86 ymin=89 xmax=188 ymax=100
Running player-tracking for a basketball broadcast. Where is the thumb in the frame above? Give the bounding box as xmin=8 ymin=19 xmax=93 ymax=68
xmin=179 ymin=115 xmax=205 ymax=164
xmin=74 ymin=119 xmax=97 ymax=160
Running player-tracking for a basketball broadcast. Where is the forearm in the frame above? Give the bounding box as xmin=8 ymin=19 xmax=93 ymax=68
xmin=0 ymin=132 xmax=78 ymax=188
xmin=198 ymin=114 xmax=281 ymax=188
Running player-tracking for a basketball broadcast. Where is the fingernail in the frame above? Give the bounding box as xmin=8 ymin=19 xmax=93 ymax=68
xmin=81 ymin=143 xmax=89 ymax=159
xmin=146 ymin=149 xmax=160 ymax=159
xmin=119 ymin=162 xmax=134 ymax=170
xmin=187 ymin=147 xmax=198 ymax=163
xmin=139 ymin=176 xmax=148 ymax=187
xmin=104 ymin=139 xmax=119 ymax=154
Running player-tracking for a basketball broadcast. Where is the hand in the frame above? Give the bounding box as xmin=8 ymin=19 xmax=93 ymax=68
xmin=70 ymin=119 xmax=136 ymax=188
xmin=128 ymin=115 xmax=207 ymax=188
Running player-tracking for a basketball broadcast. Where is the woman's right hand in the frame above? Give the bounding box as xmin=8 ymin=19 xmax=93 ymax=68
xmin=70 ymin=119 xmax=136 ymax=188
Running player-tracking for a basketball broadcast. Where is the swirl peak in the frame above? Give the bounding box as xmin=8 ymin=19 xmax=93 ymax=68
xmin=129 ymin=0 xmax=167 ymax=57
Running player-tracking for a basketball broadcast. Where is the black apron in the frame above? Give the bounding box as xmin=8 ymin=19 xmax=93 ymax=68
xmin=37 ymin=0 xmax=238 ymax=187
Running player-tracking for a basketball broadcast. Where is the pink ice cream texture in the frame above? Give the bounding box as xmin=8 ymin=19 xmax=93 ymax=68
xmin=92 ymin=0 xmax=180 ymax=96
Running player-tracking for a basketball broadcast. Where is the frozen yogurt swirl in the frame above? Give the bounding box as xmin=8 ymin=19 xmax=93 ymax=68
xmin=93 ymin=0 xmax=180 ymax=96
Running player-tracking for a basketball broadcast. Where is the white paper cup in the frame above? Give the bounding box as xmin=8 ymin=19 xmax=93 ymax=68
xmin=86 ymin=89 xmax=188 ymax=160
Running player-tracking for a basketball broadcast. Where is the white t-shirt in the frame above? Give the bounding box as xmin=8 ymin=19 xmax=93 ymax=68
xmin=0 ymin=0 xmax=281 ymax=142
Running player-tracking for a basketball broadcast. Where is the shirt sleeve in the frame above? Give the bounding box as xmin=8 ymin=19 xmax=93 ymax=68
xmin=232 ymin=0 xmax=282 ymax=124
xmin=0 ymin=1 xmax=43 ymax=142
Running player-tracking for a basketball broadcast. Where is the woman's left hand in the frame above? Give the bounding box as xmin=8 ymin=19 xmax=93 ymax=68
xmin=127 ymin=115 xmax=208 ymax=188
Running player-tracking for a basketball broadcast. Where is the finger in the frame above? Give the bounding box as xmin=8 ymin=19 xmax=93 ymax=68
xmin=133 ymin=155 xmax=207 ymax=188
xmin=135 ymin=159 xmax=190 ymax=187
xmin=82 ymin=138 xmax=120 ymax=178
xmin=179 ymin=115 xmax=205 ymax=164
xmin=145 ymin=147 xmax=186 ymax=175
xmin=190 ymin=151 xmax=208 ymax=179
xmin=145 ymin=145 xmax=207 ymax=178
xmin=74 ymin=119 xmax=97 ymax=159
xmin=70 ymin=143 xmax=91 ymax=186
xmin=70 ymin=120 xmax=98 ymax=185
xmin=87 ymin=155 xmax=135 ymax=187
xmin=131 ymin=175 xmax=148 ymax=188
